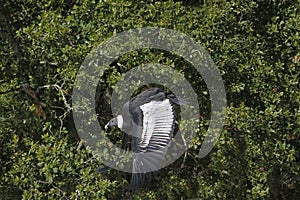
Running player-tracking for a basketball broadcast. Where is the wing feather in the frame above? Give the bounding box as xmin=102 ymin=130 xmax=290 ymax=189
xmin=138 ymin=99 xmax=174 ymax=151
xmin=129 ymin=90 xmax=176 ymax=192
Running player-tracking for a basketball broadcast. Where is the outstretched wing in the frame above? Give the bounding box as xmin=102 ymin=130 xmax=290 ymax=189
xmin=130 ymin=99 xmax=174 ymax=191
xmin=138 ymin=99 xmax=174 ymax=152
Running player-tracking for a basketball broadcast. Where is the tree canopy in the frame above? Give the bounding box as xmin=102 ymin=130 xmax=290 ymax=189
xmin=0 ymin=0 xmax=299 ymax=199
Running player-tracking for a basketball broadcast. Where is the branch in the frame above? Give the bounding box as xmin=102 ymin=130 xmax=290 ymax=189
xmin=39 ymin=83 xmax=72 ymax=112
xmin=23 ymin=82 xmax=72 ymax=124
xmin=37 ymin=180 xmax=69 ymax=200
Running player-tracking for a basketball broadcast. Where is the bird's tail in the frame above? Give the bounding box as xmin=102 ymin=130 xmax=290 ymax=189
xmin=130 ymin=172 xmax=153 ymax=192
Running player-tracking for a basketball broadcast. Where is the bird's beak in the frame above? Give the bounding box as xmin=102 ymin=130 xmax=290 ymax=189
xmin=104 ymin=123 xmax=109 ymax=130
xmin=105 ymin=118 xmax=117 ymax=130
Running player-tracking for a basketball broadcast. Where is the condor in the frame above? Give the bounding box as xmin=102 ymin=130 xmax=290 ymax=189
xmin=101 ymin=88 xmax=187 ymax=191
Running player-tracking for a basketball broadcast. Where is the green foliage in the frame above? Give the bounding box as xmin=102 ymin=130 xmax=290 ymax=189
xmin=0 ymin=0 xmax=299 ymax=199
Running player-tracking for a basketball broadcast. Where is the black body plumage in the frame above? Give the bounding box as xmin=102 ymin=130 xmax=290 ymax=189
xmin=98 ymin=88 xmax=187 ymax=192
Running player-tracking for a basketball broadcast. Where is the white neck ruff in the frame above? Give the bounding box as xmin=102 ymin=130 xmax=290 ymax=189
xmin=117 ymin=115 xmax=123 ymax=129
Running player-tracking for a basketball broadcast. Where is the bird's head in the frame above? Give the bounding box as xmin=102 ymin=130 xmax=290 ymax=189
xmin=105 ymin=115 xmax=123 ymax=130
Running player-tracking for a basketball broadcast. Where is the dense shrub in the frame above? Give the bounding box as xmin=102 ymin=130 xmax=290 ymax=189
xmin=0 ymin=0 xmax=299 ymax=199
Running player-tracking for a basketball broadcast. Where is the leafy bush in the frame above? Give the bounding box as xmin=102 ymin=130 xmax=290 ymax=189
xmin=0 ymin=0 xmax=299 ymax=199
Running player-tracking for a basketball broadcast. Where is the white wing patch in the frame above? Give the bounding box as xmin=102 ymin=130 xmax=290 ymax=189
xmin=139 ymin=99 xmax=174 ymax=151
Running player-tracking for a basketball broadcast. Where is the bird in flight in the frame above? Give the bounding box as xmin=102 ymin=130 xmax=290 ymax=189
xmin=99 ymin=87 xmax=187 ymax=192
